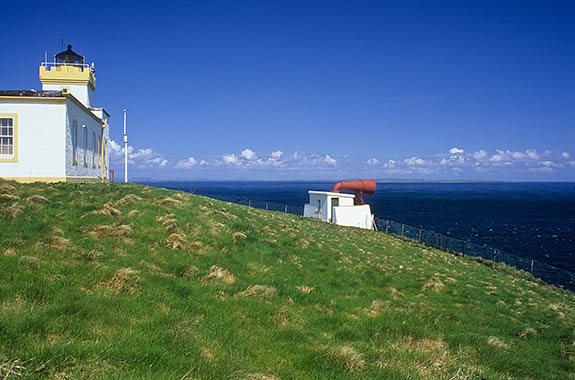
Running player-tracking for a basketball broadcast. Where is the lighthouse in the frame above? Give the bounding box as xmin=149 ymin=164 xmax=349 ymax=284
xmin=0 ymin=45 xmax=110 ymax=183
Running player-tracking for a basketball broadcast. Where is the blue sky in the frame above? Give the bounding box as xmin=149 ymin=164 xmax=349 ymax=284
xmin=2 ymin=1 xmax=574 ymax=180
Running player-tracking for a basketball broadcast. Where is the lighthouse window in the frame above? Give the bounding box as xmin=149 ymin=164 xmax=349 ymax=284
xmin=0 ymin=118 xmax=14 ymax=156
xmin=98 ymin=134 xmax=102 ymax=168
xmin=83 ymin=126 xmax=88 ymax=166
xmin=72 ymin=120 xmax=78 ymax=164
xmin=93 ymin=132 xmax=97 ymax=167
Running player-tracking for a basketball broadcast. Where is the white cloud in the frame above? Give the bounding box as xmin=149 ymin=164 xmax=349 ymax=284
xmin=405 ymin=157 xmax=428 ymax=166
xmin=367 ymin=158 xmax=379 ymax=166
xmin=472 ymin=150 xmax=488 ymax=160
xmin=526 ymin=149 xmax=539 ymax=160
xmin=222 ymin=153 xmax=239 ymax=165
xmin=562 ymin=152 xmax=570 ymax=159
xmin=271 ymin=151 xmax=283 ymax=160
xmin=383 ymin=160 xmax=396 ymax=169
xmin=449 ymin=147 xmax=464 ymax=154
xmin=109 ymin=140 xmax=168 ymax=168
xmin=240 ymin=148 xmax=257 ymax=160
xmin=324 ymin=155 xmax=337 ymax=165
xmin=175 ymin=156 xmax=199 ymax=169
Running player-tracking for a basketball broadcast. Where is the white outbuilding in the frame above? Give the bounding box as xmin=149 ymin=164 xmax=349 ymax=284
xmin=303 ymin=191 xmax=375 ymax=230
xmin=0 ymin=45 xmax=110 ymax=183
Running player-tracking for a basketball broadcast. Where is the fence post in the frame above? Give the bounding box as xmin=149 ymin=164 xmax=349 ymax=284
xmin=385 ymin=220 xmax=389 ymax=234
xmin=530 ymin=259 xmax=534 ymax=275
xmin=418 ymin=228 xmax=422 ymax=242
xmin=493 ymin=249 xmax=497 ymax=263
xmin=401 ymin=224 xmax=405 ymax=237
xmin=438 ymin=233 xmax=441 ymax=249
xmin=266 ymin=202 xmax=269 ymax=211
xmin=461 ymin=241 xmax=465 ymax=256
xmin=285 ymin=204 xmax=288 ymax=213
xmin=248 ymin=200 xmax=251 ymax=208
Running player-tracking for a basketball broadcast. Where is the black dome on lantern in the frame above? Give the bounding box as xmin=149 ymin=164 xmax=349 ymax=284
xmin=55 ymin=44 xmax=84 ymax=65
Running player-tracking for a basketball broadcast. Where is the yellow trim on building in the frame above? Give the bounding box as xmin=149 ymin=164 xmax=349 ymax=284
xmin=39 ymin=65 xmax=96 ymax=89
xmin=0 ymin=95 xmax=104 ymax=125
xmin=0 ymin=176 xmax=67 ymax=183
xmin=0 ymin=176 xmax=102 ymax=183
xmin=0 ymin=96 xmax=65 ymax=103
xmin=0 ymin=113 xmax=18 ymax=163
xmin=64 ymin=94 xmax=104 ymax=125
xmin=65 ymin=176 xmax=101 ymax=183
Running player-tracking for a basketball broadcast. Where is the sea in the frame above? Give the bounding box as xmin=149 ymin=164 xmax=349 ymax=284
xmin=141 ymin=181 xmax=575 ymax=274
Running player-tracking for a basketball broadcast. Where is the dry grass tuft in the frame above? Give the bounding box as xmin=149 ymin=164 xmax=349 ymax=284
xmin=3 ymin=248 xmax=16 ymax=256
xmin=0 ymin=194 xmax=20 ymax=203
xmin=364 ymin=300 xmax=387 ymax=317
xmin=232 ymin=231 xmax=247 ymax=241
xmin=157 ymin=197 xmax=183 ymax=208
xmin=488 ymin=336 xmax=510 ymax=350
xmin=127 ymin=210 xmax=139 ymax=217
xmin=115 ymin=194 xmax=143 ymax=206
xmin=204 ymin=265 xmax=236 ymax=284
xmin=519 ymin=328 xmax=537 ymax=338
xmin=0 ymin=205 xmax=21 ymax=218
xmin=245 ymin=373 xmax=281 ymax=380
xmin=297 ymin=239 xmax=310 ymax=249
xmin=423 ymin=277 xmax=445 ymax=293
xmin=166 ymin=233 xmax=187 ymax=249
xmin=99 ymin=268 xmax=140 ymax=294
xmin=25 ymin=195 xmax=48 ymax=204
xmin=82 ymin=202 xmax=122 ymax=218
xmin=0 ymin=183 xmax=17 ymax=192
xmin=183 ymin=266 xmax=199 ymax=277
xmin=157 ymin=213 xmax=175 ymax=222
xmin=237 ymin=285 xmax=277 ymax=298
xmin=296 ymin=285 xmax=315 ymax=294
xmin=332 ymin=346 xmax=365 ymax=372
xmin=0 ymin=357 xmax=26 ymax=378
xmin=87 ymin=224 xmax=132 ymax=240
xmin=390 ymin=287 xmax=403 ymax=299
xmin=49 ymin=236 xmax=70 ymax=250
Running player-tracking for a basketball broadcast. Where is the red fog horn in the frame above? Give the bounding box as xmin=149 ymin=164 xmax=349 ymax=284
xmin=331 ymin=179 xmax=376 ymax=205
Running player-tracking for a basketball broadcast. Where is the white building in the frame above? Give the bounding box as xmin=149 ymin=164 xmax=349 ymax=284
xmin=0 ymin=45 xmax=110 ymax=183
xmin=303 ymin=191 xmax=375 ymax=229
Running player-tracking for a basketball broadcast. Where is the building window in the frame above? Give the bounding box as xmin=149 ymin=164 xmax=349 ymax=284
xmin=97 ymin=134 xmax=102 ymax=168
xmin=92 ymin=132 xmax=97 ymax=167
xmin=0 ymin=117 xmax=14 ymax=157
xmin=83 ymin=126 xmax=88 ymax=166
xmin=72 ymin=120 xmax=78 ymax=164
xmin=0 ymin=114 xmax=17 ymax=163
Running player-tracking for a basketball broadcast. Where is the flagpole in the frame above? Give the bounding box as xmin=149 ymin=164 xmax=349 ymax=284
xmin=123 ymin=109 xmax=128 ymax=183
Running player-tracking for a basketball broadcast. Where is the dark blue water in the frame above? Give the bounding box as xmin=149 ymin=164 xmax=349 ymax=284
xmin=142 ymin=181 xmax=575 ymax=273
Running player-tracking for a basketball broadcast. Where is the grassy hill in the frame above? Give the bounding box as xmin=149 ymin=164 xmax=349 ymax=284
xmin=0 ymin=181 xmax=573 ymax=379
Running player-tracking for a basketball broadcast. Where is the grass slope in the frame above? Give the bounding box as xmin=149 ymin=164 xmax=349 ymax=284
xmin=0 ymin=181 xmax=574 ymax=380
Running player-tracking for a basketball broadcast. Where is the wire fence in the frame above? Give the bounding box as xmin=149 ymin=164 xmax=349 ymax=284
xmin=234 ymin=198 xmax=575 ymax=291
xmin=373 ymin=217 xmax=575 ymax=291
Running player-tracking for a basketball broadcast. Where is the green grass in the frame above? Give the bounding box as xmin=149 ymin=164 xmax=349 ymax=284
xmin=0 ymin=181 xmax=574 ymax=379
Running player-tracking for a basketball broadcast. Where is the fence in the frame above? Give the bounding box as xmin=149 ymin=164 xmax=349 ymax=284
xmin=234 ymin=197 xmax=575 ymax=291
xmin=373 ymin=217 xmax=575 ymax=291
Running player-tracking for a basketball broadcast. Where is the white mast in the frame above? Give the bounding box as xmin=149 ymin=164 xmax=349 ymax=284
xmin=123 ymin=109 xmax=128 ymax=183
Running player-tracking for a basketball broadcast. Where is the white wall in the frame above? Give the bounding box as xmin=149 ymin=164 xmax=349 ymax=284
xmin=304 ymin=191 xmax=355 ymax=222
xmin=332 ymin=205 xmax=373 ymax=229
xmin=0 ymin=101 xmax=66 ymax=178
xmin=43 ymin=83 xmax=94 ymax=108
xmin=65 ymin=98 xmax=105 ymax=179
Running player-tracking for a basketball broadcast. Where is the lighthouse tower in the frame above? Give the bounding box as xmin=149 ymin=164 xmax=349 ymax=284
xmin=39 ymin=44 xmax=96 ymax=108
xmin=0 ymin=44 xmax=110 ymax=183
